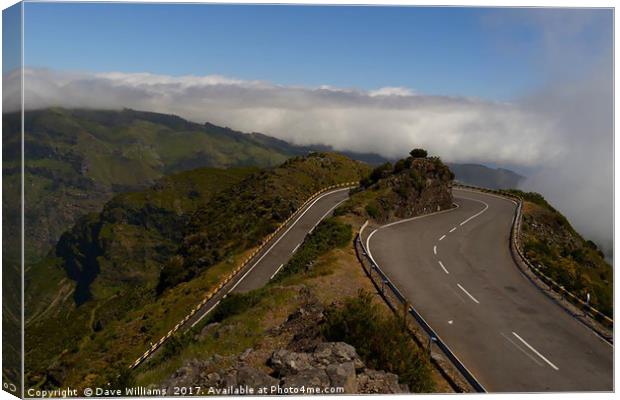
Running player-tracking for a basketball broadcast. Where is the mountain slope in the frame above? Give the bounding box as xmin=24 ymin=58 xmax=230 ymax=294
xmin=24 ymin=153 xmax=369 ymax=389
xmin=447 ymin=163 xmax=524 ymax=189
xmin=506 ymin=190 xmax=613 ymax=318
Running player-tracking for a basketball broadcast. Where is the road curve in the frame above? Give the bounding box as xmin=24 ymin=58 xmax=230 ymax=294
xmin=184 ymin=187 xmax=350 ymax=329
xmin=363 ymin=188 xmax=613 ymax=392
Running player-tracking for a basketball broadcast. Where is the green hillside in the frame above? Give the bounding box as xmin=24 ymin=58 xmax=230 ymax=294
xmin=24 ymin=153 xmax=369 ymax=390
xmin=506 ymin=190 xmax=613 ymax=318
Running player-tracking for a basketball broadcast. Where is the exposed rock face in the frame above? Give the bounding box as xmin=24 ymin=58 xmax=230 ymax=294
xmin=269 ymin=286 xmax=326 ymax=352
xmin=268 ymin=342 xmax=406 ymax=393
xmin=163 ymin=343 xmax=407 ymax=394
xmin=378 ymin=158 xmax=453 ymax=221
xmin=352 ymin=156 xmax=454 ymax=224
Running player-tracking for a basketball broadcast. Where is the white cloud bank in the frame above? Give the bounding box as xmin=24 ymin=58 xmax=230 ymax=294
xmin=5 ymin=67 xmax=560 ymax=165
xmin=2 ymin=66 xmax=612 ymax=255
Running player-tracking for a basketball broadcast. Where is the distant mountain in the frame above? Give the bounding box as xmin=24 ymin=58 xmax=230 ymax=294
xmin=3 ymin=108 xmax=301 ymax=264
xmin=447 ymin=163 xmax=525 ymax=189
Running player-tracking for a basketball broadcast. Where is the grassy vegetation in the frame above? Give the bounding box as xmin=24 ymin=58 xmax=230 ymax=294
xmin=25 ymin=242 xmax=257 ymax=389
xmin=134 ymin=284 xmax=298 ymax=387
xmin=323 ymin=290 xmax=435 ymax=392
xmin=209 ymin=289 xmax=270 ymax=323
xmin=272 ymin=218 xmax=352 ymax=282
xmin=504 ymin=190 xmax=612 ymax=318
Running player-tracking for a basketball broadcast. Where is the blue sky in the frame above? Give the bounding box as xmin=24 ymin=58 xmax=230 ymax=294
xmin=21 ymin=3 xmax=611 ymax=100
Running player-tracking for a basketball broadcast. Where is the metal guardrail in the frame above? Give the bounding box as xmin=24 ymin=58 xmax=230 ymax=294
xmin=128 ymin=181 xmax=359 ymax=369
xmin=356 ymin=222 xmax=486 ymax=393
xmin=454 ymin=184 xmax=613 ymax=328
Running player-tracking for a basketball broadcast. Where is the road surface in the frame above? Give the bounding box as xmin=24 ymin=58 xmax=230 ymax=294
xmin=363 ymin=188 xmax=613 ymax=392
xmin=185 ymin=187 xmax=351 ymax=329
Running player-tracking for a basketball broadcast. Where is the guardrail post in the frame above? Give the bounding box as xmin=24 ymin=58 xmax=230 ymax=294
xmin=381 ymin=279 xmax=387 ymax=294
xmin=428 ymin=335 xmax=437 ymax=359
xmin=402 ymin=301 xmax=409 ymax=332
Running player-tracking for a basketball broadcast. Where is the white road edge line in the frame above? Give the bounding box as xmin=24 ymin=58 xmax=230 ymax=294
xmin=512 ymin=331 xmax=559 ymax=371
xmin=270 ymin=264 xmax=285 ymax=280
xmin=438 ymin=261 xmax=449 ymax=274
xmin=190 ymin=300 xmax=221 ymax=328
xmin=449 ymin=227 xmax=457 ymax=233
xmin=454 ymin=187 xmax=518 ymax=205
xmin=291 ymin=243 xmax=300 ymax=254
xmin=439 ymin=234 xmax=446 ymax=241
xmin=227 ymin=187 xmax=351 ymax=293
xmin=433 ymin=245 xmax=437 ymax=255
xmin=459 ymin=199 xmax=489 ymax=226
xmin=457 ymin=283 xmax=480 ymax=304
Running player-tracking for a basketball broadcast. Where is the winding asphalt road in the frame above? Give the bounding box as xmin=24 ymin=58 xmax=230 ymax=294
xmin=363 ymin=188 xmax=613 ymax=392
xmin=184 ymin=187 xmax=351 ymax=329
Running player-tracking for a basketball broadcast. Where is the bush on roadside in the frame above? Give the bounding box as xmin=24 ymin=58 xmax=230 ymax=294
xmin=209 ymin=289 xmax=268 ymax=323
xmin=323 ymin=290 xmax=435 ymax=392
xmin=272 ymin=218 xmax=352 ymax=282
xmin=365 ymin=202 xmax=381 ymax=220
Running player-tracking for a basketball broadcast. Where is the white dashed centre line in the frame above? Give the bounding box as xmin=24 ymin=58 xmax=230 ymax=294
xmin=500 ymin=332 xmax=543 ymax=367
xmin=512 ymin=332 xmax=559 ymax=371
xmin=438 ymin=261 xmax=450 ymax=274
xmin=460 ymin=200 xmax=489 ymax=226
xmin=449 ymin=227 xmax=457 ymax=233
xmin=457 ymin=283 xmax=480 ymax=304
xmin=433 ymin=245 xmax=437 ymax=255
xmin=439 ymin=234 xmax=446 ymax=241
xmin=291 ymin=243 xmax=300 ymax=254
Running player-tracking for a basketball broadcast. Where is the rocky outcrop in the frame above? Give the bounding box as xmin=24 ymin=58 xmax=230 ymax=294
xmin=269 ymin=342 xmax=406 ymax=393
xmin=162 ymin=287 xmax=410 ymax=394
xmin=163 ymin=343 xmax=407 ymax=395
xmin=377 ymin=157 xmax=453 ymax=221
xmin=348 ymin=156 xmax=454 ymax=224
xmin=268 ymin=286 xmax=326 ymax=352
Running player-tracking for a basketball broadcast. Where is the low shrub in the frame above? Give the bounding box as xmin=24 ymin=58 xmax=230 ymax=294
xmin=409 ymin=148 xmax=428 ymax=158
xmin=272 ymin=218 xmax=352 ymax=282
xmin=323 ymin=290 xmax=435 ymax=392
xmin=209 ymin=289 xmax=267 ymax=323
xmin=365 ymin=202 xmax=381 ymax=220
